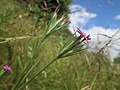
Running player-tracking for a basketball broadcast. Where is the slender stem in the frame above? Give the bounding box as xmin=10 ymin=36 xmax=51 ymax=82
xmin=32 ymin=36 xmax=45 ymax=59
xmin=0 ymin=35 xmax=42 ymax=44
xmin=13 ymin=33 xmax=48 ymax=90
xmin=0 ymin=70 xmax=5 ymax=77
xmin=90 ymin=64 xmax=100 ymax=89
xmin=25 ymin=78 xmax=29 ymax=90
xmin=17 ymin=57 xmax=57 ymax=90
xmin=90 ymin=72 xmax=99 ymax=89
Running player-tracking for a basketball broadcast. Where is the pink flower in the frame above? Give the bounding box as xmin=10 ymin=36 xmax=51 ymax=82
xmin=3 ymin=65 xmax=12 ymax=72
xmin=76 ymin=28 xmax=91 ymax=41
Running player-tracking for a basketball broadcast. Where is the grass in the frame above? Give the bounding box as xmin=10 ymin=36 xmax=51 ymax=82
xmin=0 ymin=0 xmax=120 ymax=90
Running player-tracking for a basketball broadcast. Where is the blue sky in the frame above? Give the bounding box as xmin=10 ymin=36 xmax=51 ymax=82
xmin=72 ymin=0 xmax=120 ymax=29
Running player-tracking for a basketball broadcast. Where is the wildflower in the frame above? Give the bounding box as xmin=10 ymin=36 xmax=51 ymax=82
xmin=3 ymin=65 xmax=12 ymax=72
xmin=76 ymin=28 xmax=91 ymax=41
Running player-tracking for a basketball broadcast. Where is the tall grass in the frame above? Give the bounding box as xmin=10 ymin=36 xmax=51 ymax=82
xmin=0 ymin=0 xmax=120 ymax=90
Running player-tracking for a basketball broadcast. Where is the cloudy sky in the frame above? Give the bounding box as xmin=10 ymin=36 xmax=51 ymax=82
xmin=68 ymin=0 xmax=120 ymax=58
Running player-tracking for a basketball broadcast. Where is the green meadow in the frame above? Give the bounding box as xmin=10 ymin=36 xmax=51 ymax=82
xmin=0 ymin=0 xmax=120 ymax=90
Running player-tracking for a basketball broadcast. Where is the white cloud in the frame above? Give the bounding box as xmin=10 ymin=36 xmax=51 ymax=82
xmin=84 ymin=27 xmax=120 ymax=41
xmin=85 ymin=26 xmax=120 ymax=58
xmin=68 ymin=4 xmax=96 ymax=33
xmin=114 ymin=15 xmax=120 ymax=20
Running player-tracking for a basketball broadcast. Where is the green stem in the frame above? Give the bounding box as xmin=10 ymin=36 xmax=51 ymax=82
xmin=17 ymin=57 xmax=57 ymax=90
xmin=0 ymin=35 xmax=42 ymax=44
xmin=0 ymin=70 xmax=5 ymax=77
xmin=12 ymin=36 xmax=46 ymax=90
xmin=13 ymin=57 xmax=41 ymax=90
xmin=90 ymin=72 xmax=99 ymax=89
xmin=32 ymin=36 xmax=45 ymax=59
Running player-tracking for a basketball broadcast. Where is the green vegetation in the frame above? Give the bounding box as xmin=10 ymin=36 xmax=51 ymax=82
xmin=0 ymin=0 xmax=120 ymax=90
